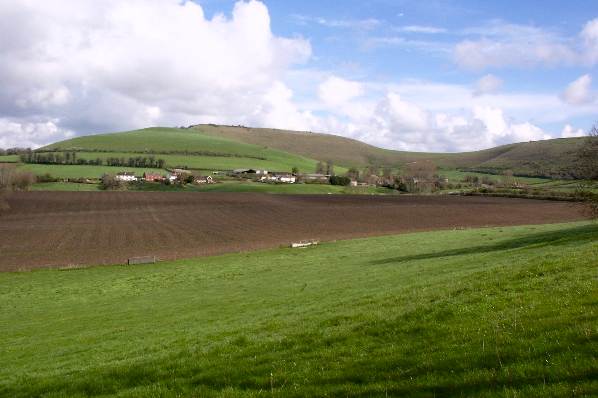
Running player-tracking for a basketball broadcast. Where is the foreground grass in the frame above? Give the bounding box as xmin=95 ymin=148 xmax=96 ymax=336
xmin=0 ymin=222 xmax=596 ymax=397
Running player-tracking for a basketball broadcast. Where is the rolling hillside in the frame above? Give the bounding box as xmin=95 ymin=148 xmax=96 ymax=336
xmin=41 ymin=127 xmax=324 ymax=173
xmin=191 ymin=124 xmax=586 ymax=177
xmin=40 ymin=124 xmax=588 ymax=178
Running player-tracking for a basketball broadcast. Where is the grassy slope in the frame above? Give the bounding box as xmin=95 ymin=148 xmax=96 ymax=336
xmin=42 ymin=127 xmax=323 ymax=173
xmin=69 ymin=151 xmax=321 ymax=174
xmin=1 ymin=222 xmax=596 ymax=397
xmin=192 ymin=124 xmax=585 ymax=175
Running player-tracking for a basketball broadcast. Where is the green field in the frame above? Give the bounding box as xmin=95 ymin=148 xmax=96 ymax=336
xmin=0 ymin=154 xmax=19 ymax=163
xmin=30 ymin=182 xmax=101 ymax=191
xmin=1 ymin=222 xmax=596 ymax=397
xmin=42 ymin=127 xmax=323 ymax=173
xmin=18 ymin=164 xmax=165 ymax=179
xmin=67 ymin=150 xmax=326 ymax=174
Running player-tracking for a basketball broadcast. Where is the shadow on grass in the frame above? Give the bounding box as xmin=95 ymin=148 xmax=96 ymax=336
xmin=372 ymin=223 xmax=598 ymax=265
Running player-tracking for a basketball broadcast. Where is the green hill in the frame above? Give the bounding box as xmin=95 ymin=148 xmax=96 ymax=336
xmin=40 ymin=125 xmax=587 ymax=178
xmin=41 ymin=127 xmax=324 ymax=173
xmin=191 ymin=124 xmax=586 ymax=177
xmin=1 ymin=222 xmax=596 ymax=396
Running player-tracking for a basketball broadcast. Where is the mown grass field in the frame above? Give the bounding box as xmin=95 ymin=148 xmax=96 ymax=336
xmin=18 ymin=164 xmax=165 ymax=179
xmin=30 ymin=182 xmax=101 ymax=191
xmin=1 ymin=222 xmax=596 ymax=397
xmin=0 ymin=154 xmax=19 ymax=162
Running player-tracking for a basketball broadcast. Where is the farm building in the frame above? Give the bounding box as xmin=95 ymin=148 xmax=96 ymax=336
xmin=194 ymin=175 xmax=214 ymax=184
xmin=143 ymin=172 xmax=163 ymax=182
xmin=259 ymin=173 xmax=296 ymax=183
xmin=115 ymin=172 xmax=137 ymax=182
xmin=233 ymin=169 xmax=268 ymax=176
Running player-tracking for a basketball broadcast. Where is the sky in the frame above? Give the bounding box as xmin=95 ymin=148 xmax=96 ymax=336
xmin=0 ymin=0 xmax=597 ymax=152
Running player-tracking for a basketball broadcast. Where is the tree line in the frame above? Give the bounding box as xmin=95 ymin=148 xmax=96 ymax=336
xmin=20 ymin=152 xmax=166 ymax=168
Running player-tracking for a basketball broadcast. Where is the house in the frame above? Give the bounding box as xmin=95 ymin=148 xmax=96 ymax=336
xmin=143 ymin=172 xmax=163 ymax=182
xmin=259 ymin=173 xmax=296 ymax=183
xmin=277 ymin=174 xmax=296 ymax=183
xmin=194 ymin=175 xmax=214 ymax=184
xmin=115 ymin=172 xmax=137 ymax=182
xmin=350 ymin=180 xmax=358 ymax=187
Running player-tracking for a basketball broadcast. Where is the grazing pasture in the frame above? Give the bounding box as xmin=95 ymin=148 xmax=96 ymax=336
xmin=0 ymin=222 xmax=596 ymax=397
xmin=0 ymin=192 xmax=584 ymax=271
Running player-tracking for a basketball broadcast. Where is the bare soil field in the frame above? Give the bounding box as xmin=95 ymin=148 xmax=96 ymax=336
xmin=0 ymin=192 xmax=585 ymax=271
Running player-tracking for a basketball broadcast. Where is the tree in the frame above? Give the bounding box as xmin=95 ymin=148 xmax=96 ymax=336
xmin=576 ymin=125 xmax=598 ymax=218
xmin=291 ymin=166 xmax=299 ymax=175
xmin=100 ymin=174 xmax=121 ymax=190
xmin=401 ymin=160 xmax=438 ymax=192
xmin=346 ymin=167 xmax=359 ymax=181
xmin=329 ymin=175 xmax=351 ymax=186
xmin=500 ymin=170 xmax=515 ymax=188
xmin=315 ymin=161 xmax=325 ymax=174
xmin=326 ymin=160 xmax=334 ymax=176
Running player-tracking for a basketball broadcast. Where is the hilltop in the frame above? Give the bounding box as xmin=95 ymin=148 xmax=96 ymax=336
xmin=40 ymin=124 xmax=587 ymax=178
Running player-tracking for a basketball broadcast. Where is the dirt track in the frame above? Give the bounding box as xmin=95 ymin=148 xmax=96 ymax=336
xmin=0 ymin=192 xmax=586 ymax=271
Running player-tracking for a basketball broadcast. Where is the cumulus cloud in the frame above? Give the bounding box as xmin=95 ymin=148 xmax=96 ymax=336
xmin=473 ymin=74 xmax=503 ymax=96
xmin=0 ymin=0 xmax=312 ymax=147
xmin=561 ymin=74 xmax=594 ymax=105
xmin=561 ymin=124 xmax=586 ymax=138
xmin=0 ymin=119 xmax=74 ymax=148
xmin=346 ymin=92 xmax=550 ymax=152
xmin=318 ymin=76 xmax=364 ymax=107
xmin=453 ymin=19 xmax=598 ymax=70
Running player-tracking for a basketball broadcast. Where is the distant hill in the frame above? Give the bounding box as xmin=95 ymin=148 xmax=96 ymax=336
xmin=42 ymin=124 xmax=587 ymax=178
xmin=191 ymin=124 xmax=586 ymax=178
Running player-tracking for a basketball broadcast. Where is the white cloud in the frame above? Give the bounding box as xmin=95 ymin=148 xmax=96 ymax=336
xmin=561 ymin=124 xmax=586 ymax=138
xmin=581 ymin=18 xmax=598 ymax=64
xmin=339 ymin=91 xmax=550 ymax=152
xmin=318 ymin=76 xmax=364 ymax=107
xmin=0 ymin=119 xmax=74 ymax=148
xmin=0 ymin=0 xmax=313 ymax=147
xmin=561 ymin=74 xmax=594 ymax=105
xmin=454 ymin=20 xmax=581 ymax=70
xmin=395 ymin=25 xmax=446 ymax=34
xmin=473 ymin=74 xmax=503 ymax=96
xmin=292 ymin=15 xmax=380 ymax=30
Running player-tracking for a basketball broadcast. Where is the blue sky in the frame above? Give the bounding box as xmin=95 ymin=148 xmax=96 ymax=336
xmin=0 ymin=0 xmax=597 ymax=151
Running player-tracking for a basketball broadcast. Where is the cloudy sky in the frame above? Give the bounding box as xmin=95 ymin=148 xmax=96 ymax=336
xmin=1 ymin=0 xmax=597 ymax=151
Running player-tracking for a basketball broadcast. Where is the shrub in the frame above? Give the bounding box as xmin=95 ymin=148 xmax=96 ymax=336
xmin=100 ymin=174 xmax=121 ymax=190
xmin=329 ymin=176 xmax=351 ymax=186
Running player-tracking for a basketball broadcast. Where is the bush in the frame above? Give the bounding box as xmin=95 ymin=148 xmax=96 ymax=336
xmin=100 ymin=174 xmax=121 ymax=190
xmin=329 ymin=176 xmax=351 ymax=186
xmin=37 ymin=173 xmax=59 ymax=183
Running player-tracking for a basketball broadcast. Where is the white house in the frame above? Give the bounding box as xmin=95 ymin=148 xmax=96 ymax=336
xmin=115 ymin=172 xmax=137 ymax=182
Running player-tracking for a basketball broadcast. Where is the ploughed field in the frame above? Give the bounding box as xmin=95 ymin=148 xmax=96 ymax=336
xmin=0 ymin=192 xmax=585 ymax=271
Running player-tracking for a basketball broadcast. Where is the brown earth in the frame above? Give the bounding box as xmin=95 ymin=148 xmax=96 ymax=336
xmin=0 ymin=192 xmax=586 ymax=271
